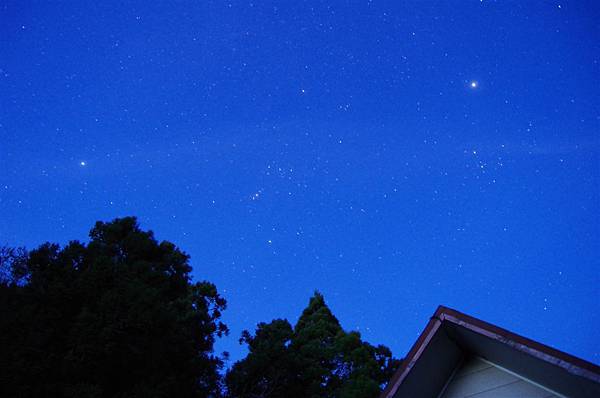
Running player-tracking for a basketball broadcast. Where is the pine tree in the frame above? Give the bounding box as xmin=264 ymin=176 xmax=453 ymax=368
xmin=226 ymin=292 xmax=400 ymax=398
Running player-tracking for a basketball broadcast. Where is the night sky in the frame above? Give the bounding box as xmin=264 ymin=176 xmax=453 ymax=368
xmin=1 ymin=1 xmax=599 ymax=365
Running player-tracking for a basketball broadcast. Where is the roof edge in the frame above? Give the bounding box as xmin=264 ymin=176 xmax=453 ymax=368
xmin=380 ymin=305 xmax=447 ymax=398
xmin=380 ymin=305 xmax=600 ymax=398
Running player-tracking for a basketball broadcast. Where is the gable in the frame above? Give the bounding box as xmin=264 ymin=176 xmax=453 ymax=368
xmin=381 ymin=306 xmax=600 ymax=398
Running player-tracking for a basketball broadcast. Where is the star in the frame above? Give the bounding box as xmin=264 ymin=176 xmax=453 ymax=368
xmin=79 ymin=161 xmax=87 ymax=166
xmin=470 ymin=81 xmax=478 ymax=89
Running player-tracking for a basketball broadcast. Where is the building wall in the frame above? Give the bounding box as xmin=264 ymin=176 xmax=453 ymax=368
xmin=439 ymin=356 xmax=560 ymax=398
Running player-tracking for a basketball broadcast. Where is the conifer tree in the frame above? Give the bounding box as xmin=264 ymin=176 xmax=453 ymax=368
xmin=226 ymin=292 xmax=400 ymax=398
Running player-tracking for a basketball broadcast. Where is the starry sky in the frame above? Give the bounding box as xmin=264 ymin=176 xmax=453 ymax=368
xmin=1 ymin=1 xmax=599 ymax=365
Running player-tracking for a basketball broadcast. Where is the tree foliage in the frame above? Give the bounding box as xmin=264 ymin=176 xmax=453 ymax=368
xmin=0 ymin=217 xmax=227 ymax=398
xmin=0 ymin=218 xmax=400 ymax=398
xmin=226 ymin=292 xmax=400 ymax=398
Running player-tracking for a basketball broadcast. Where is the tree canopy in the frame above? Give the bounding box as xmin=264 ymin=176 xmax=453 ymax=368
xmin=226 ymin=292 xmax=400 ymax=398
xmin=0 ymin=217 xmax=227 ymax=398
xmin=0 ymin=217 xmax=399 ymax=398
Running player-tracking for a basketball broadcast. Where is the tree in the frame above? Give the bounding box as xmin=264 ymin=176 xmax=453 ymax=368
xmin=226 ymin=292 xmax=400 ymax=398
xmin=225 ymin=319 xmax=298 ymax=398
xmin=0 ymin=245 xmax=28 ymax=285
xmin=291 ymin=292 xmax=345 ymax=397
xmin=0 ymin=217 xmax=228 ymax=398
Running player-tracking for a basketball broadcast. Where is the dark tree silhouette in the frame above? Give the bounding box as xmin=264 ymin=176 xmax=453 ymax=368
xmin=226 ymin=292 xmax=400 ymax=398
xmin=0 ymin=217 xmax=227 ymax=398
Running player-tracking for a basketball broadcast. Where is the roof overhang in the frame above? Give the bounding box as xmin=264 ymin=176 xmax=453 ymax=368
xmin=381 ymin=306 xmax=600 ymax=398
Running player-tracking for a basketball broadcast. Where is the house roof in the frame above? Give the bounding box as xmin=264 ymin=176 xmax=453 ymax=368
xmin=381 ymin=306 xmax=600 ymax=398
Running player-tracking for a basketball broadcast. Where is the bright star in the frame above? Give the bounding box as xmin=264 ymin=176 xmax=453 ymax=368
xmin=80 ymin=161 xmax=86 ymax=166
xmin=470 ymin=81 xmax=478 ymax=88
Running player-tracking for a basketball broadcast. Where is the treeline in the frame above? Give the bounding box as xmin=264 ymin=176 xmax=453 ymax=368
xmin=0 ymin=217 xmax=399 ymax=398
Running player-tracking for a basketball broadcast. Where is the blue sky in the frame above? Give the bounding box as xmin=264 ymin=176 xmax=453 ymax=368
xmin=1 ymin=1 xmax=598 ymax=365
